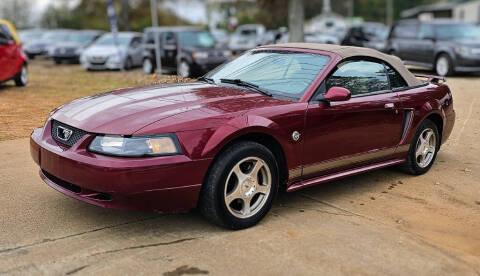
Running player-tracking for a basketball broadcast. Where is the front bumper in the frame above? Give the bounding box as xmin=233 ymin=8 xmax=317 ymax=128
xmin=30 ymin=120 xmax=211 ymax=212
xmin=52 ymin=54 xmax=80 ymax=61
xmin=81 ymin=56 xmax=124 ymax=70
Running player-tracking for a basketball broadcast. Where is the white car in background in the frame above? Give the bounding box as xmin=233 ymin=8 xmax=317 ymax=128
xmin=80 ymin=32 xmax=143 ymax=71
xmin=228 ymin=24 xmax=266 ymax=54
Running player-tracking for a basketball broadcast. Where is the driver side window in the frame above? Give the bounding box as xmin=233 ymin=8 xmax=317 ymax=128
xmin=0 ymin=24 xmax=12 ymax=41
xmin=326 ymin=60 xmax=389 ymax=96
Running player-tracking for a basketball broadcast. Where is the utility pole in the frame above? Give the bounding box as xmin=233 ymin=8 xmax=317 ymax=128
xmin=150 ymin=0 xmax=162 ymax=77
xmin=347 ymin=0 xmax=354 ymax=18
xmin=288 ymin=0 xmax=304 ymax=42
xmin=122 ymin=0 xmax=131 ymax=31
xmin=322 ymin=0 xmax=331 ymax=14
xmin=386 ymin=0 xmax=393 ymax=26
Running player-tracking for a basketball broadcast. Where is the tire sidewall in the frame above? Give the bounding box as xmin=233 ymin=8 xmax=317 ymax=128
xmin=15 ymin=64 xmax=28 ymax=86
xmin=124 ymin=57 xmax=132 ymax=70
xmin=408 ymin=119 xmax=440 ymax=174
xmin=435 ymin=54 xmax=453 ymax=77
xmin=207 ymin=142 xmax=279 ymax=229
xmin=143 ymin=58 xmax=153 ymax=74
xmin=178 ymin=60 xmax=190 ymax=78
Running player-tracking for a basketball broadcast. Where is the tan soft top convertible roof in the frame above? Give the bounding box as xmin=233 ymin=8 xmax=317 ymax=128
xmin=260 ymin=43 xmax=424 ymax=87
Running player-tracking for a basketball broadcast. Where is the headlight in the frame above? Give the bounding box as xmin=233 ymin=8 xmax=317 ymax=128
xmin=455 ymin=46 xmax=472 ymax=55
xmin=88 ymin=134 xmax=181 ymax=157
xmin=222 ymin=50 xmax=232 ymax=57
xmin=193 ymin=52 xmax=209 ymax=59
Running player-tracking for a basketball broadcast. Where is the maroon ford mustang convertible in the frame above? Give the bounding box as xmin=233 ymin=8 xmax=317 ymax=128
xmin=31 ymin=43 xmax=455 ymax=229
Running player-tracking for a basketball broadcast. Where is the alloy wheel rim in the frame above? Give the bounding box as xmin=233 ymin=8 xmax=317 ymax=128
xmin=415 ymin=128 xmax=436 ymax=168
xmin=143 ymin=59 xmax=152 ymax=74
xmin=21 ymin=66 xmax=28 ymax=84
xmin=224 ymin=157 xmax=272 ymax=219
xmin=436 ymin=57 xmax=449 ymax=76
xmin=178 ymin=62 xmax=190 ymax=77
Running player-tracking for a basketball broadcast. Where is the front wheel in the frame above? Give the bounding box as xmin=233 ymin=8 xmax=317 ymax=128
xmin=400 ymin=119 xmax=440 ymax=175
xmin=435 ymin=54 xmax=454 ymax=76
xmin=199 ymin=142 xmax=279 ymax=229
xmin=14 ymin=64 xmax=28 ymax=87
xmin=142 ymin=58 xmax=154 ymax=74
xmin=123 ymin=57 xmax=133 ymax=71
xmin=177 ymin=60 xmax=191 ymax=78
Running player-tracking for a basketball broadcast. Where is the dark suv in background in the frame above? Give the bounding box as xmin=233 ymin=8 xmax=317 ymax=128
xmin=142 ymin=26 xmax=232 ymax=77
xmin=387 ymin=19 xmax=480 ymax=76
xmin=342 ymin=22 xmax=389 ymax=52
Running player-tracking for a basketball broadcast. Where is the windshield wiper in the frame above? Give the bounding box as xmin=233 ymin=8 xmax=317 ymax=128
xmin=197 ymin=76 xmax=215 ymax=84
xmin=220 ymin=78 xmax=272 ymax=97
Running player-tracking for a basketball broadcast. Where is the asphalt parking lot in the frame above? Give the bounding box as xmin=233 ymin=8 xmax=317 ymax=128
xmin=0 ymin=63 xmax=479 ymax=275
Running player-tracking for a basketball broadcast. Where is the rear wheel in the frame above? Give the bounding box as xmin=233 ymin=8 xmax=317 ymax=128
xmin=54 ymin=58 xmax=62 ymax=65
xmin=199 ymin=142 xmax=279 ymax=229
xmin=14 ymin=64 xmax=28 ymax=87
xmin=400 ymin=119 xmax=439 ymax=175
xmin=435 ymin=54 xmax=453 ymax=76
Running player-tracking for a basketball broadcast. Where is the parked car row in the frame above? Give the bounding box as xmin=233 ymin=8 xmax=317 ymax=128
xmin=13 ymin=18 xmax=480 ymax=79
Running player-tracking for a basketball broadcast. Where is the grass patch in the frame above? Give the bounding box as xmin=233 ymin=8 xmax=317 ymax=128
xmin=0 ymin=60 xmax=190 ymax=141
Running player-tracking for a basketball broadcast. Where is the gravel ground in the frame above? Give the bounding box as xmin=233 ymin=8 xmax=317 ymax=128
xmin=0 ymin=61 xmax=479 ymax=275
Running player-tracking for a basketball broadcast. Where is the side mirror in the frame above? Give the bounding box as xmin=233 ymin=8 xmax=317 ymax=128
xmin=324 ymin=87 xmax=351 ymax=102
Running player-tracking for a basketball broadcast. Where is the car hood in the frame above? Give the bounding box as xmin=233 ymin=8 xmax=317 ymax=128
xmin=453 ymin=38 xmax=480 ymax=47
xmin=83 ymin=45 xmax=126 ymax=57
xmin=56 ymin=42 xmax=83 ymax=50
xmin=440 ymin=38 xmax=480 ymax=47
xmin=51 ymin=83 xmax=289 ymax=135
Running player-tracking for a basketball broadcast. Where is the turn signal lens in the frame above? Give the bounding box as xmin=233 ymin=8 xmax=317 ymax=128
xmin=147 ymin=138 xmax=177 ymax=154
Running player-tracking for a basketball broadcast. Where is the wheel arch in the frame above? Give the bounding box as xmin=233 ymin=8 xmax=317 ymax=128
xmin=425 ymin=112 xmax=444 ymax=143
xmin=201 ymin=128 xmax=289 ymax=193
xmin=434 ymin=51 xmax=452 ymax=64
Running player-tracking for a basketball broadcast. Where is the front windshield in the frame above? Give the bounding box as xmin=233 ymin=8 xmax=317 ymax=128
xmin=19 ymin=32 xmax=44 ymax=40
xmin=43 ymin=32 xmax=70 ymax=41
xmin=435 ymin=24 xmax=480 ymax=40
xmin=179 ymin=31 xmax=215 ymax=48
xmin=364 ymin=25 xmax=388 ymax=39
xmin=93 ymin=34 xmax=131 ymax=46
xmin=206 ymin=50 xmax=331 ymax=99
xmin=68 ymin=33 xmax=97 ymax=44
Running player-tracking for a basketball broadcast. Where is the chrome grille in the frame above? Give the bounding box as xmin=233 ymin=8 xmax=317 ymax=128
xmin=51 ymin=120 xmax=88 ymax=147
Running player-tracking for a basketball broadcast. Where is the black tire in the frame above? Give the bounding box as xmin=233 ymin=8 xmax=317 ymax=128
xmin=435 ymin=53 xmax=454 ymax=77
xmin=54 ymin=58 xmax=62 ymax=65
xmin=124 ymin=57 xmax=133 ymax=70
xmin=199 ymin=141 xmax=279 ymax=229
xmin=14 ymin=64 xmax=28 ymax=87
xmin=399 ymin=119 xmax=440 ymax=175
xmin=27 ymin=54 xmax=35 ymax=60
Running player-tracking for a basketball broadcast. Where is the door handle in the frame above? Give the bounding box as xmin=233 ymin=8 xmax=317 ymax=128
xmin=384 ymin=103 xmax=395 ymax=109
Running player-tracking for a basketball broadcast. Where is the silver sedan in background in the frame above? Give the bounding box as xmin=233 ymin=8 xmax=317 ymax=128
xmin=80 ymin=32 xmax=143 ymax=71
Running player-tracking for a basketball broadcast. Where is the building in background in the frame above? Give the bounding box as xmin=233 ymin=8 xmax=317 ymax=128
xmin=401 ymin=0 xmax=480 ymax=24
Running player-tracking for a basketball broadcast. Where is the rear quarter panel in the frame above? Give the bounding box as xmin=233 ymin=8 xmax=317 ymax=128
xmin=397 ymin=83 xmax=454 ymax=145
